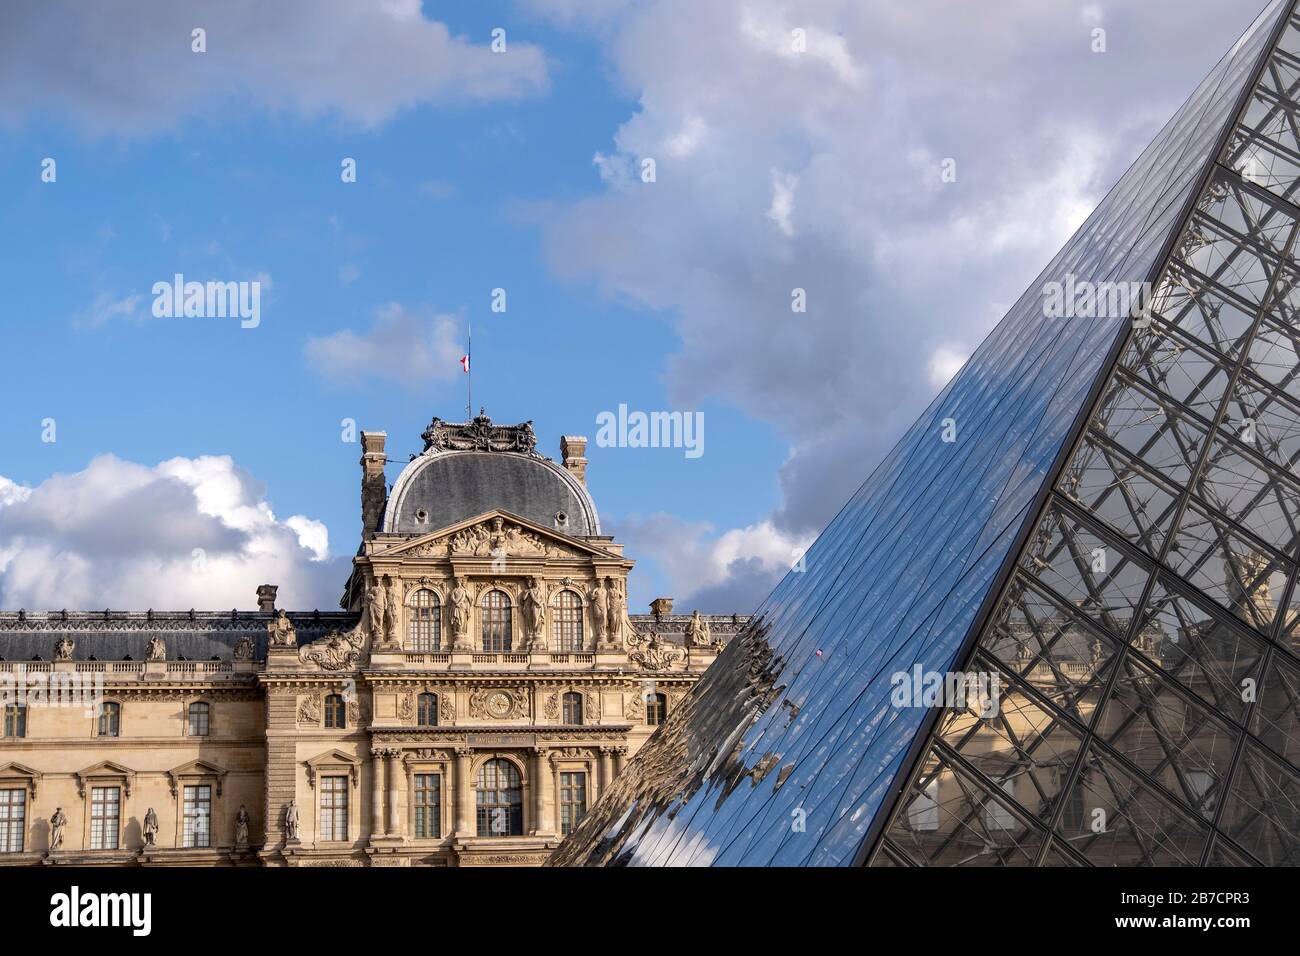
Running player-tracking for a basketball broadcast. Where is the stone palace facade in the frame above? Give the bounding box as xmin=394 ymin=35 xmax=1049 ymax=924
xmin=0 ymin=414 xmax=746 ymax=866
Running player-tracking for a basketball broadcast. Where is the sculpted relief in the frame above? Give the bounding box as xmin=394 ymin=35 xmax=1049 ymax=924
xmin=409 ymin=516 xmax=585 ymax=560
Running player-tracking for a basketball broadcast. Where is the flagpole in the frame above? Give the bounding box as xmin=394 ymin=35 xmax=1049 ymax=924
xmin=467 ymin=321 xmax=473 ymax=419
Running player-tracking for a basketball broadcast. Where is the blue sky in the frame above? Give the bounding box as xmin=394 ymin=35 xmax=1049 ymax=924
xmin=0 ymin=0 xmax=1275 ymax=614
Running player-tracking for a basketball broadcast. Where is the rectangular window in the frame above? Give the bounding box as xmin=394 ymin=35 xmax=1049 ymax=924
xmin=0 ymin=789 xmax=25 ymax=853
xmin=90 ymin=786 xmax=121 ymax=850
xmin=559 ymin=771 xmax=588 ymax=836
xmin=183 ymin=784 xmax=212 ymax=848
xmin=319 ymin=776 xmax=348 ymax=842
xmin=414 ymin=773 xmax=441 ymax=839
xmin=2 ymin=704 xmax=25 ymax=738
xmin=909 ymin=777 xmax=940 ymax=832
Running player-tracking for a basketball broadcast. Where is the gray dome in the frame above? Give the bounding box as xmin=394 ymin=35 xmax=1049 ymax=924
xmin=384 ymin=449 xmax=600 ymax=536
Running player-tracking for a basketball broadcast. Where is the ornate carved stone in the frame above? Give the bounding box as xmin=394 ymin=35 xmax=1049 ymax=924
xmin=146 ymin=636 xmax=166 ymax=662
xmin=449 ymin=577 xmax=473 ymax=649
xmin=421 ymin=413 xmax=538 ymax=455
xmin=397 ymin=691 xmax=414 ymax=721
xmin=624 ymin=692 xmax=645 ymax=720
xmin=543 ymin=692 xmax=559 ymax=720
xmin=470 ymin=687 xmax=527 ymax=720
xmin=298 ymin=622 xmax=363 ymax=670
xmin=54 ymin=635 xmax=74 ymax=661
xmin=438 ymin=693 xmax=456 ymax=724
xmin=267 ymin=609 xmax=297 ymax=648
xmin=521 ymin=577 xmax=547 ymax=651
xmin=297 ymin=693 xmax=322 ymax=725
xmin=685 ymin=609 xmax=713 ymax=647
xmin=233 ymin=636 xmax=254 ymax=660
xmin=627 ymin=631 xmax=683 ymax=671
xmin=585 ymin=691 xmax=600 ymax=723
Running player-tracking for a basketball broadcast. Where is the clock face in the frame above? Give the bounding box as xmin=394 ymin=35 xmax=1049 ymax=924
xmin=486 ymin=691 xmax=513 ymax=719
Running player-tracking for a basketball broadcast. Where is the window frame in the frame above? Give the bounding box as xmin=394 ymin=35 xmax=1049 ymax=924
xmin=0 ymin=788 xmax=26 ymax=853
xmin=187 ymin=701 xmax=211 ymax=737
xmin=480 ymin=590 xmax=513 ymax=653
xmin=559 ymin=770 xmax=588 ymax=836
xmin=474 ymin=757 xmax=524 ymax=837
xmin=324 ymin=694 xmax=347 ymax=730
xmin=552 ymin=589 xmax=585 ymax=652
xmin=96 ymin=700 xmax=121 ymax=738
xmin=408 ymin=588 xmax=443 ymax=652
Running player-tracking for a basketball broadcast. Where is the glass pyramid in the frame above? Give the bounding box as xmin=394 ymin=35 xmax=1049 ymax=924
xmin=551 ymin=0 xmax=1300 ymax=867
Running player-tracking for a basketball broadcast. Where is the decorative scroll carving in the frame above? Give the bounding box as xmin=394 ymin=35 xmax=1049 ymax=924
xmin=233 ymin=636 xmax=254 ymax=660
xmin=397 ymin=691 xmax=414 ymax=721
xmin=543 ymin=692 xmax=560 ymax=720
xmin=297 ymin=693 xmax=322 ymax=725
xmin=421 ymin=413 xmax=538 ymax=455
xmin=624 ymin=692 xmax=645 ymax=720
xmin=298 ymin=622 xmax=363 ymax=671
xmin=439 ymin=694 xmax=456 ymax=724
xmin=585 ymin=691 xmax=600 ymax=723
xmin=627 ymin=631 xmax=683 ymax=671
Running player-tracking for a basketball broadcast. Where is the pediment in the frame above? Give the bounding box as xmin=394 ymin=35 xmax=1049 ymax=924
xmin=0 ymin=762 xmax=41 ymax=795
xmin=76 ymin=760 xmax=135 ymax=796
xmin=305 ymin=748 xmax=360 ymax=789
xmin=377 ymin=510 xmax=614 ymax=560
xmin=167 ymin=759 xmax=228 ymax=796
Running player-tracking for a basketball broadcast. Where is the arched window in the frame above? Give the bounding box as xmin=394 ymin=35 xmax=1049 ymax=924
xmin=552 ymin=590 xmax=584 ymax=652
xmin=408 ymin=589 xmax=441 ymax=652
xmin=646 ymin=693 xmax=667 ymax=726
xmin=475 ymin=758 xmax=523 ymax=837
xmin=418 ymin=693 xmax=439 ymax=727
xmin=97 ymin=701 xmax=121 ymax=737
xmin=562 ymin=691 xmax=584 ymax=725
xmin=481 ymin=590 xmax=512 ymax=653
xmin=324 ymin=694 xmax=346 ymax=729
xmin=188 ymin=701 xmax=210 ymax=736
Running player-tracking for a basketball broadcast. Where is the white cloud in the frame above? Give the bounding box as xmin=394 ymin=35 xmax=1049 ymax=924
xmin=0 ymin=455 xmax=344 ymax=610
xmin=71 ymin=292 xmax=144 ymax=329
xmin=535 ymin=0 xmax=1267 ymax=606
xmin=0 ymin=0 xmax=548 ymax=136
xmin=927 ymin=346 xmax=969 ymax=389
xmin=613 ymin=513 xmax=814 ymax=613
xmin=305 ymin=302 xmax=464 ymax=391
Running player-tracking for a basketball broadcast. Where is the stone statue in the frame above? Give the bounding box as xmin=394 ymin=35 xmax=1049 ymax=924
xmin=522 ymin=577 xmax=547 ymax=650
xmin=233 ymin=636 xmax=254 ymax=660
xmin=235 ymin=805 xmax=250 ymax=847
xmin=267 ymin=609 xmax=296 ymax=647
xmin=383 ymin=577 xmax=400 ymax=643
xmin=686 ymin=609 xmax=713 ymax=647
xmin=54 ymin=635 xmax=75 ymax=661
xmin=450 ymin=577 xmax=473 ymax=647
xmin=143 ymin=807 xmax=159 ymax=846
xmin=146 ymin=636 xmax=166 ymax=662
xmin=365 ymin=578 xmax=386 ymax=640
xmin=607 ymin=578 xmax=626 ymax=644
xmin=284 ymin=800 xmax=300 ymax=842
xmin=589 ymin=579 xmax=609 ymax=645
xmin=50 ymin=807 xmax=67 ymax=851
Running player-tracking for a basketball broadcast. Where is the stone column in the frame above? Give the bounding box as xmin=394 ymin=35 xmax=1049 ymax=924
xmin=614 ymin=746 xmax=628 ymax=776
xmin=532 ymin=748 xmax=552 ymax=836
xmin=386 ymin=749 xmax=402 ymax=838
xmin=454 ymin=748 xmax=474 ymax=837
xmin=369 ymin=749 xmax=385 ymax=840
xmin=599 ymin=748 xmax=615 ymax=798
xmin=551 ymin=756 xmax=563 ymax=836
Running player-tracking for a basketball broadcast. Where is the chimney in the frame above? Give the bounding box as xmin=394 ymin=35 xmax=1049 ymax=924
xmin=360 ymin=431 xmax=388 ymax=538
xmin=256 ymin=584 xmax=278 ymax=612
xmin=560 ymin=435 xmax=588 ymax=485
xmin=650 ymin=597 xmax=674 ymax=620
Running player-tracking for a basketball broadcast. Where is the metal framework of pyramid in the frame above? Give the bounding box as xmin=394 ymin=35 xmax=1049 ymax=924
xmin=552 ymin=0 xmax=1300 ymax=867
